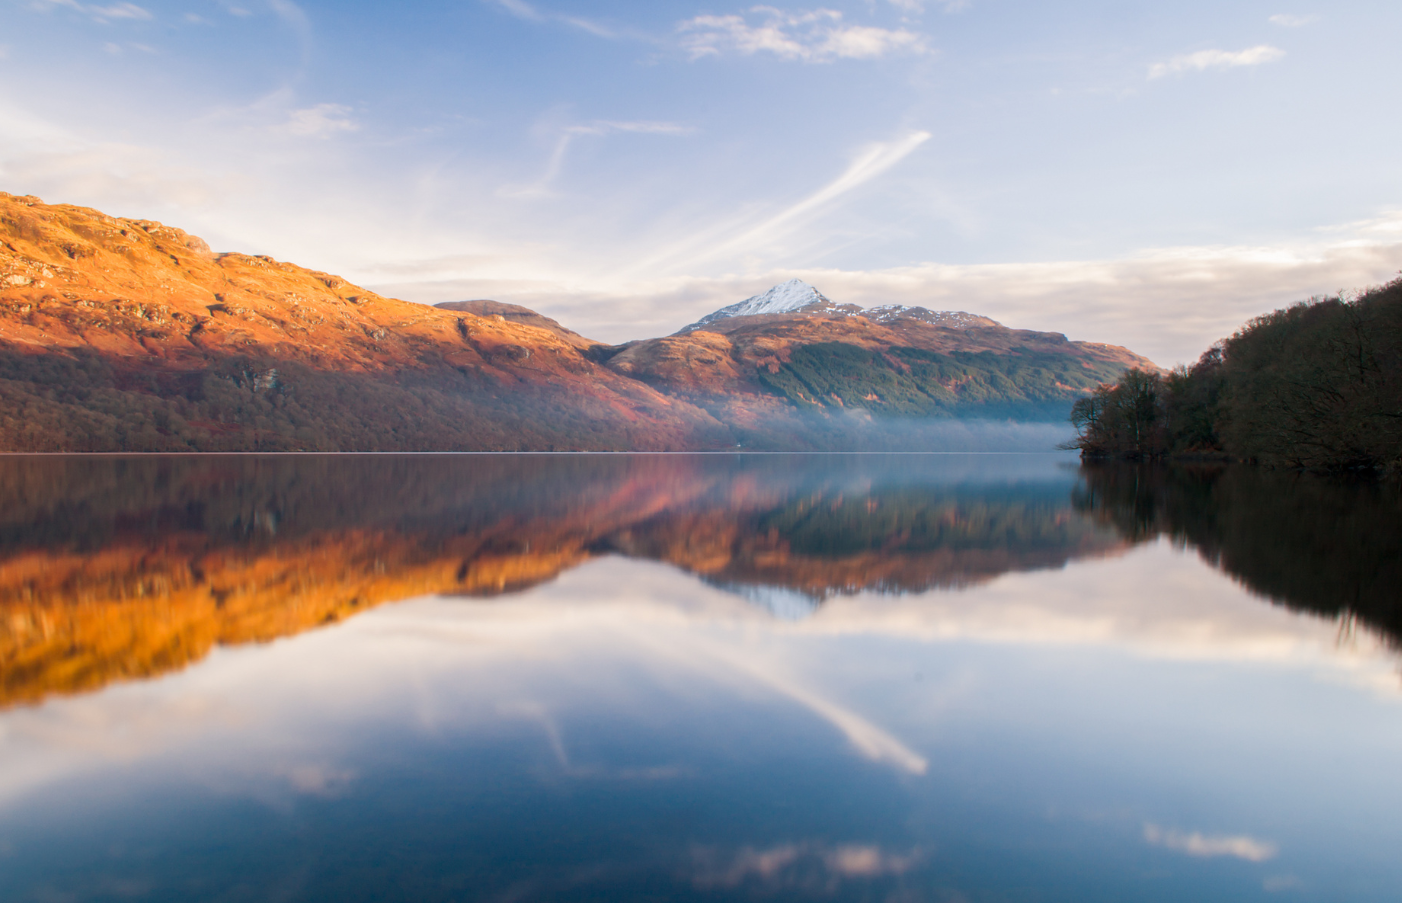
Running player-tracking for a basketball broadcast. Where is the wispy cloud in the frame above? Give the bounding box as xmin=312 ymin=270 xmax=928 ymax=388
xmin=502 ymin=119 xmax=693 ymax=199
xmin=484 ymin=0 xmax=617 ymax=39
xmin=678 ymin=8 xmax=928 ymax=62
xmin=887 ymin=0 xmax=968 ymax=12
xmin=32 ymin=0 xmax=152 ymax=23
xmin=1149 ymin=45 xmax=1285 ymax=79
xmin=283 ymin=103 xmax=358 ymax=138
xmin=1269 ymin=13 xmax=1319 ymax=27
xmin=1144 ymin=824 xmax=1278 ymax=862
xmin=487 ymin=0 xmax=542 ymax=21
xmin=632 ymin=130 xmax=929 ymax=272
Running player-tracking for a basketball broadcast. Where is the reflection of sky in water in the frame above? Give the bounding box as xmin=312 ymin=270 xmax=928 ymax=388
xmin=1 ymin=535 xmax=1400 ymax=902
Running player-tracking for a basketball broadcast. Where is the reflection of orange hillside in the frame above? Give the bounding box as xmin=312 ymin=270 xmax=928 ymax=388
xmin=0 ymin=455 xmax=1123 ymax=708
xmin=0 ymin=532 xmax=593 ymax=708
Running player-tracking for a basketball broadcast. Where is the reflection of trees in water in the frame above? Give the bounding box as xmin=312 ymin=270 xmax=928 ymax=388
xmin=1075 ymin=463 xmax=1402 ymax=645
xmin=0 ymin=455 xmax=1119 ymax=707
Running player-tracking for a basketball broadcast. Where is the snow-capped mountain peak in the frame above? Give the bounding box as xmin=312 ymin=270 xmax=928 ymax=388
xmin=727 ymin=279 xmax=830 ymax=317
xmin=679 ymin=280 xmax=1002 ymax=333
xmin=684 ymin=280 xmax=835 ymax=331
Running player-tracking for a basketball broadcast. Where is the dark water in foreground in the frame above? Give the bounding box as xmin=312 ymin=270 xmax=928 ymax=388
xmin=0 ymin=453 xmax=1399 ymax=902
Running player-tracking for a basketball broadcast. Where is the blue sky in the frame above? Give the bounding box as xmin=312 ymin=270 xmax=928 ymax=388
xmin=2 ymin=0 xmax=1400 ymax=362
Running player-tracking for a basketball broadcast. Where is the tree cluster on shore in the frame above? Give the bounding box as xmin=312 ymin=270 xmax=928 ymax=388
xmin=1068 ymin=277 xmax=1402 ymax=469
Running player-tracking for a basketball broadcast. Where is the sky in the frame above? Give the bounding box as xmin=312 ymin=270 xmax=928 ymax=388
xmin=1 ymin=0 xmax=1400 ymax=364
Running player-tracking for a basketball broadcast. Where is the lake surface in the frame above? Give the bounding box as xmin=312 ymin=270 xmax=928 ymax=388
xmin=0 ymin=453 xmax=1398 ymax=902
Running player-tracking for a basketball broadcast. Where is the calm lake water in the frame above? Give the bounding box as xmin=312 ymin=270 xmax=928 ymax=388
xmin=0 ymin=453 xmax=1399 ymax=902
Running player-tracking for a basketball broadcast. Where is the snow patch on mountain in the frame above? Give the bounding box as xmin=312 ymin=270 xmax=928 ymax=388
xmin=682 ymin=279 xmax=1002 ymax=333
xmin=687 ymin=279 xmax=833 ymax=331
xmin=865 ymin=305 xmax=1000 ymax=328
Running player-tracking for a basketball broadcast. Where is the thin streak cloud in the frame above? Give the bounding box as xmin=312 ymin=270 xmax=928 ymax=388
xmin=1149 ymin=45 xmax=1285 ymax=79
xmin=484 ymin=0 xmax=617 ymax=39
xmin=501 ymin=120 xmax=694 ymax=199
xmin=633 ymin=130 xmax=930 ymax=274
xmin=31 ymin=0 xmax=152 ymax=22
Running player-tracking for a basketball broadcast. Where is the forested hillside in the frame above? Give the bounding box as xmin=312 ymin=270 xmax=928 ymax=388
xmin=1067 ymin=277 xmax=1402 ymax=469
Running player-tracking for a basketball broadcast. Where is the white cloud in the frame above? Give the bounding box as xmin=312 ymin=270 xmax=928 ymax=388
xmin=283 ymin=103 xmax=358 ymax=138
xmin=1149 ymin=45 xmax=1285 ymax=79
xmin=679 ymin=7 xmax=927 ymax=62
xmin=888 ymin=0 xmax=968 ymax=11
xmin=1269 ymin=13 xmax=1319 ymax=27
xmin=31 ymin=0 xmax=152 ymax=22
xmin=1144 ymin=824 xmax=1278 ymax=862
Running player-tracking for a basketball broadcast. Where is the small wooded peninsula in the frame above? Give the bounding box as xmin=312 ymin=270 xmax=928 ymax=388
xmin=1067 ymin=277 xmax=1402 ymax=470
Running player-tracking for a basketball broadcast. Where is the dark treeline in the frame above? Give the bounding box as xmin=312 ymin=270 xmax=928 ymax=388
xmin=1076 ymin=462 xmax=1402 ymax=646
xmin=1068 ymin=277 xmax=1402 ymax=469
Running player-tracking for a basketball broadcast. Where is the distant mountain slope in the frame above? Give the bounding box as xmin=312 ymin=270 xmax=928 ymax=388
xmin=0 ymin=195 xmax=1153 ymax=451
xmin=679 ymin=278 xmax=1000 ymax=333
xmin=434 ymin=299 xmax=595 ymax=348
xmin=610 ymin=279 xmax=1154 ymax=424
xmin=0 ymin=193 xmax=727 ymax=451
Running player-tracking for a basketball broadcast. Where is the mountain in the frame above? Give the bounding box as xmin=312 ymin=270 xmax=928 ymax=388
xmin=0 ymin=192 xmax=729 ymax=451
xmin=680 ymin=278 xmax=1000 ymax=333
xmin=605 ymin=278 xmax=1153 ymax=427
xmin=0 ymin=194 xmax=1152 ymax=451
xmin=434 ymin=299 xmax=594 ymax=348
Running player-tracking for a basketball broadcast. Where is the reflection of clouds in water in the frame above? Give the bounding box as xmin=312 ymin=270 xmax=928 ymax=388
xmin=691 ymin=841 xmax=921 ymax=888
xmin=1144 ymin=823 xmax=1278 ymax=862
xmin=495 ymin=699 xmax=690 ymax=780
xmin=611 ymin=608 xmax=927 ymax=774
xmin=274 ymin=762 xmax=356 ymax=797
xmin=1 ymin=545 xmax=1397 ymax=818
xmin=702 ymin=641 xmax=928 ymax=774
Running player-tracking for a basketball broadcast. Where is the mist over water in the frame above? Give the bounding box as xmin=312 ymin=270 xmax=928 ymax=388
xmin=0 ymin=453 xmax=1399 ymax=902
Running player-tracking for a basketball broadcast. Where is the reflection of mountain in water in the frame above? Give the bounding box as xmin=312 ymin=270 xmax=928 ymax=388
xmin=1075 ymin=463 xmax=1402 ymax=646
xmin=702 ymin=581 xmax=823 ymax=620
xmin=0 ymin=454 xmax=1120 ymax=707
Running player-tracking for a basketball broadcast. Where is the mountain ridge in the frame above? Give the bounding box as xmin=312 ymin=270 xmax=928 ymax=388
xmin=0 ymin=193 xmax=1153 ymax=451
xmin=678 ymin=278 xmax=1002 ymax=334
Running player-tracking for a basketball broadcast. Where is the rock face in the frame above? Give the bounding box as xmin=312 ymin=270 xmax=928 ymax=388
xmin=0 ymin=194 xmax=1154 ymax=451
